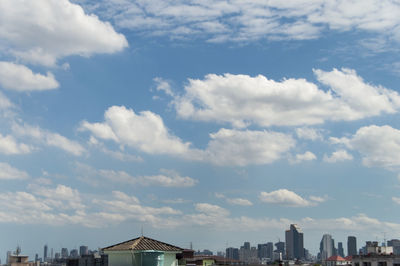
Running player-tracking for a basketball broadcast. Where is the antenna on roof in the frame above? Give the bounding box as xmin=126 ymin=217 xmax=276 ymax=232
xmin=141 ymin=225 xmax=143 ymax=236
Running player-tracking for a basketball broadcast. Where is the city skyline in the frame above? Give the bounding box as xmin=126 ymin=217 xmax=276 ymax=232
xmin=1 ymin=0 xmax=400 ymax=263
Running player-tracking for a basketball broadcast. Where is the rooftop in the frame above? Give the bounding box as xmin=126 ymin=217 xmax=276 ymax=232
xmin=103 ymin=236 xmax=183 ymax=252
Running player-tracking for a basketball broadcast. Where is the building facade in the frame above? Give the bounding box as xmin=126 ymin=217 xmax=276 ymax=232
xmin=348 ymin=237 xmax=357 ymax=257
xmin=285 ymin=224 xmax=304 ymax=260
xmin=103 ymin=236 xmax=182 ymax=266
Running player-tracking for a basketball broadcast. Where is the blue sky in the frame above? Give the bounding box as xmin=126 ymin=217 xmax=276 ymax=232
xmin=1 ymin=0 xmax=400 ymax=261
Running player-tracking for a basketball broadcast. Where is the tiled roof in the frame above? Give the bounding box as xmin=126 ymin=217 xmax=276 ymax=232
xmin=344 ymin=255 xmax=352 ymax=261
xmin=103 ymin=236 xmax=183 ymax=252
xmin=326 ymin=255 xmax=346 ymax=261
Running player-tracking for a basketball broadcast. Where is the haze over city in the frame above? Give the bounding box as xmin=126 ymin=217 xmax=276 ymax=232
xmin=1 ymin=0 xmax=400 ymax=264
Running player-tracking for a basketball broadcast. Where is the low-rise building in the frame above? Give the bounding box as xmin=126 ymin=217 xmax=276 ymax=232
xmin=102 ymin=235 xmax=183 ymax=266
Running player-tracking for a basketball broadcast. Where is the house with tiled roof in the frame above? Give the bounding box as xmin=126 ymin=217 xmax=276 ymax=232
xmin=325 ymin=255 xmax=351 ymax=266
xmin=103 ymin=235 xmax=183 ymax=266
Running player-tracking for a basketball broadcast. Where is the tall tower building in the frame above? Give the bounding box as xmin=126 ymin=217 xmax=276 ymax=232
xmin=43 ymin=245 xmax=48 ymax=261
xmin=285 ymin=224 xmax=304 ymax=260
xmin=347 ymin=236 xmax=357 ymax=256
xmin=80 ymin=246 xmax=89 ymax=256
xmin=320 ymin=234 xmax=335 ymax=261
xmin=338 ymin=242 xmax=344 ymax=257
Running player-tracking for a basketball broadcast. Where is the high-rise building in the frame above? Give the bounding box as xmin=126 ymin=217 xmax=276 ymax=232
xmin=320 ymin=234 xmax=335 ymax=261
xmin=226 ymin=247 xmax=239 ymax=260
xmin=387 ymin=239 xmax=400 ymax=255
xmin=258 ymin=244 xmax=268 ymax=259
xmin=80 ymin=245 xmax=89 ymax=256
xmin=244 ymin=242 xmax=250 ymax=250
xmin=275 ymin=242 xmax=285 ymax=254
xmin=338 ymin=242 xmax=344 ymax=257
xmin=61 ymin=248 xmax=69 ymax=258
xmin=348 ymin=236 xmax=357 ymax=256
xmin=6 ymin=251 xmax=11 ymax=265
xmin=43 ymin=245 xmax=48 ymax=261
xmin=285 ymin=224 xmax=304 ymax=260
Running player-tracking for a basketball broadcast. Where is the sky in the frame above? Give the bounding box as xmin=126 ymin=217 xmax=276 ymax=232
xmin=1 ymin=0 xmax=400 ymax=262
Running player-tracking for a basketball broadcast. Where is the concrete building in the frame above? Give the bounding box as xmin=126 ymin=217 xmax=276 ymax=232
xmin=321 ymin=234 xmax=335 ymax=261
xmin=352 ymin=242 xmax=399 ymax=266
xmin=348 ymin=237 xmax=357 ymax=257
xmin=325 ymin=255 xmax=350 ymax=266
xmin=103 ymin=235 xmax=183 ymax=266
xmin=338 ymin=243 xmax=345 ymax=257
xmin=387 ymin=240 xmax=400 ymax=255
xmin=226 ymin=248 xmax=239 ymax=260
xmin=285 ymin=224 xmax=304 ymax=260
xmin=80 ymin=246 xmax=89 ymax=256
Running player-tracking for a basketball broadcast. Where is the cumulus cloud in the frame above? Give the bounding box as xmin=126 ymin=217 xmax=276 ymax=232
xmin=259 ymin=189 xmax=312 ymax=207
xmin=226 ymin=198 xmax=253 ymax=206
xmin=76 ymin=163 xmax=197 ymax=188
xmin=323 ymin=150 xmax=353 ymax=163
xmin=392 ymin=197 xmax=400 ymax=205
xmin=174 ymin=69 xmax=400 ymax=127
xmin=334 ymin=125 xmax=400 ymax=170
xmin=81 ymin=106 xmax=296 ymax=166
xmin=12 ymin=123 xmax=85 ymax=156
xmin=0 ymin=162 xmax=29 ymax=180
xmin=0 ymin=133 xmax=31 ymax=155
xmin=259 ymin=189 xmax=324 ymax=207
xmin=0 ymin=0 xmax=128 ymax=66
xmin=99 ymin=168 xmax=197 ymax=188
xmin=197 ymin=129 xmax=295 ymax=166
xmin=215 ymin=193 xmax=253 ymax=206
xmin=296 ymin=127 xmax=324 ymax=141
xmin=80 ymin=106 xmax=190 ymax=155
xmin=83 ymin=0 xmax=400 ymax=45
xmin=290 ymin=151 xmax=317 ymax=164
xmin=0 ymin=91 xmax=13 ymax=110
xmin=0 ymin=62 xmax=59 ymax=91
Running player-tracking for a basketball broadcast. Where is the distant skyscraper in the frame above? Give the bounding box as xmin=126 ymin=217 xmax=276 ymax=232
xmin=387 ymin=239 xmax=400 ymax=255
xmin=348 ymin=236 xmax=357 ymax=256
xmin=61 ymin=248 xmax=69 ymax=258
xmin=43 ymin=245 xmax=48 ymax=261
xmin=6 ymin=251 xmax=11 ymax=265
xmin=285 ymin=224 xmax=304 ymax=260
xmin=275 ymin=241 xmax=285 ymax=257
xmin=320 ymin=234 xmax=335 ymax=261
xmin=244 ymin=242 xmax=250 ymax=250
xmin=226 ymin=247 xmax=239 ymax=260
xmin=80 ymin=246 xmax=89 ymax=256
xmin=338 ymin=242 xmax=344 ymax=257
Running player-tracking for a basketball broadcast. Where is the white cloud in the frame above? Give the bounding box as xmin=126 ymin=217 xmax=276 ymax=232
xmin=0 ymin=62 xmax=59 ymax=91
xmin=295 ymin=127 xmax=324 ymax=141
xmin=76 ymin=163 xmax=197 ymax=188
xmin=215 ymin=193 xmax=253 ymax=206
xmin=0 ymin=91 xmax=13 ymax=110
xmin=323 ymin=150 xmax=353 ymax=163
xmin=259 ymin=189 xmax=313 ymax=207
xmin=85 ymin=0 xmax=400 ymax=45
xmin=99 ymin=168 xmax=197 ymax=188
xmin=336 ymin=125 xmax=400 ymax=169
xmin=0 ymin=133 xmax=32 ymax=155
xmin=174 ymin=69 xmax=400 ymax=128
xmin=153 ymin=77 xmax=174 ymax=96
xmin=80 ymin=106 xmax=190 ymax=155
xmin=392 ymin=197 xmax=400 ymax=205
xmin=0 ymin=0 xmax=128 ymax=66
xmin=81 ymin=106 xmax=296 ymax=166
xmin=197 ymin=128 xmax=295 ymax=166
xmin=290 ymin=151 xmax=317 ymax=164
xmin=12 ymin=123 xmax=85 ymax=156
xmin=0 ymin=162 xmax=29 ymax=180
xmin=226 ymin=198 xmax=253 ymax=206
